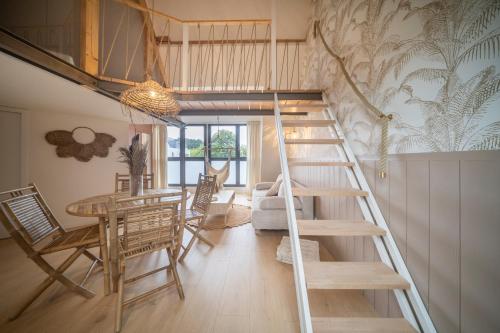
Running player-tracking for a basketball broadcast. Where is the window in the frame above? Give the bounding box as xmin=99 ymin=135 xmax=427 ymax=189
xmin=167 ymin=124 xmax=247 ymax=187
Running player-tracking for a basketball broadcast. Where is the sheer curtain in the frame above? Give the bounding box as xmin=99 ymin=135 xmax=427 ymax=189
xmin=246 ymin=121 xmax=262 ymax=192
xmin=152 ymin=124 xmax=168 ymax=188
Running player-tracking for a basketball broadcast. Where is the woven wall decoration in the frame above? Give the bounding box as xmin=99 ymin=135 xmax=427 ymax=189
xmin=45 ymin=127 xmax=116 ymax=162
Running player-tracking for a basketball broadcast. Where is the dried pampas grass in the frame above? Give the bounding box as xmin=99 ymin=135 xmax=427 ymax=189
xmin=118 ymin=134 xmax=148 ymax=176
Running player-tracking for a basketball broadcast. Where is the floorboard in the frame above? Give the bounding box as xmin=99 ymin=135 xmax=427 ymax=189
xmin=0 ymin=221 xmax=379 ymax=332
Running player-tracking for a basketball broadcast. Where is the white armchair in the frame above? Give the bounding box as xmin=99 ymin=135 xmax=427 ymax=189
xmin=251 ymin=180 xmax=313 ymax=230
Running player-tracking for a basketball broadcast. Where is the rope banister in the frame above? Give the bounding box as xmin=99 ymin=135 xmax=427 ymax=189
xmin=314 ymin=20 xmax=392 ymax=178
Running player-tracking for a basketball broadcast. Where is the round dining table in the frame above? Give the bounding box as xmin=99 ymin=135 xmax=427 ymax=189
xmin=66 ymin=188 xmax=189 ymax=294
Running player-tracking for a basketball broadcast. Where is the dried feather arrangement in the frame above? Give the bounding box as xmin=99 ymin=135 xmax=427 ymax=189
xmin=118 ymin=134 xmax=148 ymax=176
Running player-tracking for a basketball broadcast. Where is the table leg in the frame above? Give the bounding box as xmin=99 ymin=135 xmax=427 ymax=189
xmin=109 ymin=214 xmax=119 ymax=293
xmin=98 ymin=217 xmax=111 ymax=295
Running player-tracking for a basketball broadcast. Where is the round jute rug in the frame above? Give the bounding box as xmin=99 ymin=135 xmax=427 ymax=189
xmin=202 ymin=204 xmax=251 ymax=230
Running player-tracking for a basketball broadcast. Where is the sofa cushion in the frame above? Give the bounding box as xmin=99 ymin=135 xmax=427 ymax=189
xmin=255 ymin=182 xmax=274 ymax=190
xmin=265 ymin=174 xmax=282 ymax=196
xmin=258 ymin=196 xmax=302 ymax=210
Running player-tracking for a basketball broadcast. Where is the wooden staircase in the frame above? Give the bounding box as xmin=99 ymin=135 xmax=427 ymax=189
xmin=273 ymin=94 xmax=436 ymax=333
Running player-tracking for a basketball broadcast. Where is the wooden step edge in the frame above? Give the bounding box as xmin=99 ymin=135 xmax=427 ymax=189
xmin=282 ymin=120 xmax=336 ymax=127
xmin=312 ymin=317 xmax=418 ymax=333
xmin=288 ymin=160 xmax=354 ymax=167
xmin=284 ymin=139 xmax=344 ymax=145
xmin=303 ymin=262 xmax=411 ymax=290
xmin=297 ymin=220 xmax=386 ymax=236
xmin=292 ymin=187 xmax=369 ymax=197
xmin=279 ymin=103 xmax=328 ymax=109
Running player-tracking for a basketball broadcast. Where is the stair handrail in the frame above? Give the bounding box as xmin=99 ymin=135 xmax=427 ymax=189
xmin=322 ymin=93 xmax=437 ymax=333
xmin=273 ymin=93 xmax=313 ymax=333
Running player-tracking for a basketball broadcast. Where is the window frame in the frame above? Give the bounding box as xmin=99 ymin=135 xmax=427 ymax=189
xmin=167 ymin=124 xmax=247 ymax=187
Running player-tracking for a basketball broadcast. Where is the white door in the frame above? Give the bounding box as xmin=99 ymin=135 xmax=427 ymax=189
xmin=0 ymin=110 xmax=22 ymax=238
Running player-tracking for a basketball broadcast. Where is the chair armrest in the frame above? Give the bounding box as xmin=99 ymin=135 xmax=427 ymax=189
xmin=255 ymin=182 xmax=275 ymax=190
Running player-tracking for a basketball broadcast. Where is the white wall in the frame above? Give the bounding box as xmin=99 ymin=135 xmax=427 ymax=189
xmin=25 ymin=110 xmax=129 ymax=228
xmin=260 ymin=116 xmax=281 ymax=181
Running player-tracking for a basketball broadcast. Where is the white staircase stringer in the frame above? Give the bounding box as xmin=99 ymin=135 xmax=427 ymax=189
xmin=274 ymin=93 xmax=313 ymax=333
xmin=321 ymin=95 xmax=437 ymax=333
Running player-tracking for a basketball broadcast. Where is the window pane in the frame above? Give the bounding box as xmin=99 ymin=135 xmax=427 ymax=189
xmin=239 ymin=161 xmax=247 ymax=185
xmin=167 ymin=126 xmax=181 ymax=157
xmin=185 ymin=126 xmax=205 ymax=157
xmin=211 ymin=161 xmax=236 ymax=185
xmin=168 ymin=161 xmax=180 ymax=185
xmin=239 ymin=125 xmax=247 ymax=157
xmin=185 ymin=161 xmax=205 ymax=185
xmin=210 ymin=125 xmax=236 ymax=158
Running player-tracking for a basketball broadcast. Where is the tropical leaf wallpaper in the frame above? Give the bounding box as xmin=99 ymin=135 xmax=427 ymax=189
xmin=303 ymin=0 xmax=500 ymax=155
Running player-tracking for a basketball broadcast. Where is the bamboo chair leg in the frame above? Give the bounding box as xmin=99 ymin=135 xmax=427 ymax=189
xmin=115 ymin=262 xmax=125 ymax=333
xmin=46 ymin=248 xmax=95 ymax=299
xmin=185 ymin=224 xmax=214 ymax=246
xmin=10 ymin=247 xmax=93 ymax=320
xmin=167 ymin=249 xmax=184 ymax=299
xmin=194 ymin=217 xmax=214 ymax=247
xmin=178 ymin=229 xmax=197 ymax=262
xmin=83 ymin=250 xmax=102 ymax=264
xmin=9 ymin=275 xmax=56 ymax=321
xmin=98 ymin=219 xmax=111 ymax=295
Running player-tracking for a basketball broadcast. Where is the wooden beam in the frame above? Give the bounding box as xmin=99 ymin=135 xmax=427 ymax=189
xmin=175 ymin=90 xmax=323 ymax=101
xmin=178 ymin=109 xmax=308 ymax=116
xmin=138 ymin=0 xmax=168 ymax=85
xmin=0 ymin=28 xmax=98 ymax=87
xmin=80 ymin=0 xmax=100 ymax=76
xmin=155 ymin=37 xmax=306 ymax=45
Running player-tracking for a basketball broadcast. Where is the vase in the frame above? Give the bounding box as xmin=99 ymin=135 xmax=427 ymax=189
xmin=130 ymin=174 xmax=143 ymax=197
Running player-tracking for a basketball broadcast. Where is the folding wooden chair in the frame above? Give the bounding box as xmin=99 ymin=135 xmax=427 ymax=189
xmin=107 ymin=190 xmax=187 ymax=332
xmin=0 ymin=183 xmax=105 ymax=320
xmin=114 ymin=173 xmax=154 ymax=193
xmin=178 ymin=174 xmax=217 ymax=262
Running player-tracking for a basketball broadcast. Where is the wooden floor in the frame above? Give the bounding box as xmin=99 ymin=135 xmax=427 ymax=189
xmin=0 ymin=224 xmax=377 ymax=333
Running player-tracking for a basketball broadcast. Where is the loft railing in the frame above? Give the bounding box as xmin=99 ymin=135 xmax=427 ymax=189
xmin=0 ymin=0 xmax=304 ymax=92
xmin=102 ymin=0 xmax=305 ymax=91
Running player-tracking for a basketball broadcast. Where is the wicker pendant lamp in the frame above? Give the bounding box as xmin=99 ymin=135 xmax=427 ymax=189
xmin=120 ymin=79 xmax=180 ymax=118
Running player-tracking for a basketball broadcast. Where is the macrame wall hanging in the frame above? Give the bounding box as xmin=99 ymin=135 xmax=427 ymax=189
xmin=45 ymin=127 xmax=116 ymax=162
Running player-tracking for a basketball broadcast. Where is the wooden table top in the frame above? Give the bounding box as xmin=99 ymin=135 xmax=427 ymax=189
xmin=66 ymin=188 xmax=188 ymax=218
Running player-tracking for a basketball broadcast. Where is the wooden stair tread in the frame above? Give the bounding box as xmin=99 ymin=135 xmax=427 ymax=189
xmin=292 ymin=187 xmax=369 ymax=197
xmin=312 ymin=317 xmax=417 ymax=333
xmin=285 ymin=139 xmax=343 ymax=145
xmin=297 ymin=220 xmax=386 ymax=236
xmin=288 ymin=160 xmax=354 ymax=167
xmin=282 ymin=120 xmax=335 ymax=127
xmin=304 ymin=262 xmax=410 ymax=290
xmin=279 ymin=103 xmax=328 ymax=109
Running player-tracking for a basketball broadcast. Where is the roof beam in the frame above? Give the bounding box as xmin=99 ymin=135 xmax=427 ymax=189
xmin=179 ymin=109 xmax=307 ymax=116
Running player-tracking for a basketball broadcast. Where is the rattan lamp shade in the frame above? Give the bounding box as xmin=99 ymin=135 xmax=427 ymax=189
xmin=120 ymin=80 xmax=180 ymax=117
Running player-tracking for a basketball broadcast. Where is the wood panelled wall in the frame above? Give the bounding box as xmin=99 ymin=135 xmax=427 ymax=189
xmin=289 ymin=148 xmax=500 ymax=333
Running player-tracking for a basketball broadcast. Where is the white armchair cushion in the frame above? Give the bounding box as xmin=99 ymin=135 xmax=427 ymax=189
xmin=255 ymin=182 xmax=275 ymax=190
xmin=265 ymin=174 xmax=283 ymax=196
xmin=258 ymin=196 xmax=302 ymax=210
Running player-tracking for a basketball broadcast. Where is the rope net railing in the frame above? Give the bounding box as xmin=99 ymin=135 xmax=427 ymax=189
xmin=98 ymin=0 xmax=304 ymax=92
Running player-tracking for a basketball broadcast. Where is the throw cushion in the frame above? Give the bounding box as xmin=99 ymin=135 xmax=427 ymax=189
xmin=265 ymin=174 xmax=282 ymax=196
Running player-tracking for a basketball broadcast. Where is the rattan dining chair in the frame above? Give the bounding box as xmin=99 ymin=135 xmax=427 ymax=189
xmin=178 ymin=174 xmax=217 ymax=262
xmin=0 ymin=183 xmax=105 ymax=320
xmin=114 ymin=173 xmax=154 ymax=193
xmin=107 ymin=190 xmax=187 ymax=333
